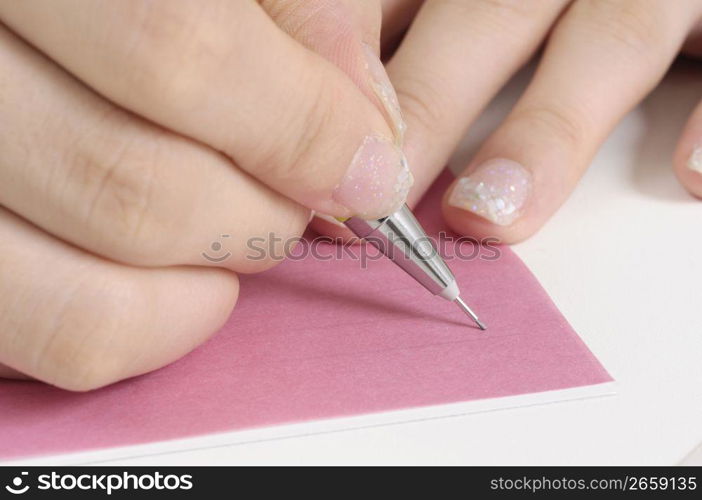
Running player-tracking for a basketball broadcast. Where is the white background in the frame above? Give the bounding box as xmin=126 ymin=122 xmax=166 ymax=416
xmin=20 ymin=60 xmax=702 ymax=466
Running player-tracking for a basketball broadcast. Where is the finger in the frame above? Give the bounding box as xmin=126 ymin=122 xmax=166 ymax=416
xmin=444 ymin=0 xmax=702 ymax=242
xmin=0 ymin=23 xmax=307 ymax=274
xmin=313 ymin=0 xmax=565 ymax=240
xmin=0 ymin=205 xmax=238 ymax=391
xmin=386 ymin=0 xmax=570 ymax=203
xmin=674 ymin=99 xmax=702 ymax=198
xmin=0 ymin=0 xmax=410 ymax=219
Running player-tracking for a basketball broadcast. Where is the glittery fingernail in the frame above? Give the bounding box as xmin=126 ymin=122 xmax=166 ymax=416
xmin=362 ymin=44 xmax=406 ymax=145
xmin=687 ymin=145 xmax=702 ymax=174
xmin=448 ymin=159 xmax=531 ymax=226
xmin=333 ymin=136 xmax=413 ymax=219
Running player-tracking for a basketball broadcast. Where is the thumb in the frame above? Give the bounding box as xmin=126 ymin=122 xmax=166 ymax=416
xmin=0 ymin=1 xmax=410 ymax=219
xmin=263 ymin=0 xmax=406 ymax=144
xmin=262 ymin=0 xmax=409 ymax=233
xmin=227 ymin=1 xmax=411 ymax=219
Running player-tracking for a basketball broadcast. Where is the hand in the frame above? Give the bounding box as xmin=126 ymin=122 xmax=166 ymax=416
xmin=339 ymin=0 xmax=702 ymax=243
xmin=0 ymin=0 xmax=408 ymax=389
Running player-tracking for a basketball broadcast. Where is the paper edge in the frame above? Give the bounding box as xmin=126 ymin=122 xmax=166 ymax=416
xmin=4 ymin=381 xmax=617 ymax=465
xmin=679 ymin=441 xmax=702 ymax=465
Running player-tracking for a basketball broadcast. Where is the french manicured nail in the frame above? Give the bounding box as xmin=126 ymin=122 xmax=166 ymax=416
xmin=448 ymin=159 xmax=531 ymax=226
xmin=687 ymin=145 xmax=702 ymax=174
xmin=334 ymin=136 xmax=413 ymax=219
xmin=362 ymin=44 xmax=406 ymax=144
xmin=315 ymin=213 xmax=346 ymax=227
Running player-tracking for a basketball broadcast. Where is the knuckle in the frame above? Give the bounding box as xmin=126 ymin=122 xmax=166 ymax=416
xmin=395 ymin=77 xmax=450 ymax=137
xmin=292 ymin=84 xmax=338 ymax=181
xmin=471 ymin=0 xmax=533 ymax=17
xmin=575 ymin=0 xmax=664 ymax=56
xmin=33 ymin=277 xmax=134 ymax=391
xmin=428 ymin=0 xmax=562 ymax=43
xmin=430 ymin=0 xmax=533 ymax=20
xmin=513 ymin=104 xmax=587 ymax=149
xmin=256 ymin=76 xmax=338 ymax=189
xmin=64 ymin=114 xmax=161 ymax=261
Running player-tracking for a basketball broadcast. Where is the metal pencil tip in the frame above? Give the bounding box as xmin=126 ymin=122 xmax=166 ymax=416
xmin=454 ymin=296 xmax=487 ymax=331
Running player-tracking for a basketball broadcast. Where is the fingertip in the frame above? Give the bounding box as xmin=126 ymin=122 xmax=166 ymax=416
xmin=673 ymin=150 xmax=702 ymax=199
xmin=181 ymin=268 xmax=241 ymax=343
xmin=673 ymin=101 xmax=702 ymax=199
xmin=441 ymin=201 xmax=535 ymax=245
xmin=102 ymin=266 xmax=240 ymax=390
xmin=441 ymin=159 xmax=544 ymax=244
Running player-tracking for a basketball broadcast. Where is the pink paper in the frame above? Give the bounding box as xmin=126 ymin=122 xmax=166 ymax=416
xmin=0 ymin=172 xmax=611 ymax=460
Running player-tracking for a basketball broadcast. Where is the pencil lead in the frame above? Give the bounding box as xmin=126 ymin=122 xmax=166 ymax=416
xmin=454 ymin=296 xmax=487 ymax=331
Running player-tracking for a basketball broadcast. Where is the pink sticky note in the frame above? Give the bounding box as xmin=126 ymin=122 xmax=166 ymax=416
xmin=0 ymin=172 xmax=612 ymax=460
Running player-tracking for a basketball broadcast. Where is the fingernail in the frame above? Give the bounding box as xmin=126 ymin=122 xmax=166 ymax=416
xmin=448 ymin=159 xmax=531 ymax=226
xmin=315 ymin=213 xmax=347 ymax=227
xmin=362 ymin=44 xmax=406 ymax=144
xmin=687 ymin=145 xmax=702 ymax=174
xmin=334 ymin=136 xmax=413 ymax=219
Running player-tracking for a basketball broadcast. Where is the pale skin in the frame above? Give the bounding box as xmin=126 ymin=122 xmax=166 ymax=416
xmin=0 ymin=0 xmax=700 ymax=389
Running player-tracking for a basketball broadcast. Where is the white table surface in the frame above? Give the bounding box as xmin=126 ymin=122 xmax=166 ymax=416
xmin=27 ymin=61 xmax=702 ymax=466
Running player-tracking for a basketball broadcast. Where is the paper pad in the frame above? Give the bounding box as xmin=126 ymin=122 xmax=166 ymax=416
xmin=0 ymin=172 xmax=612 ymax=460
